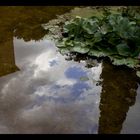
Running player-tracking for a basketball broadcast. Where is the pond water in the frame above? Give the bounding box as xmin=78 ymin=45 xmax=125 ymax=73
xmin=0 ymin=6 xmax=140 ymax=134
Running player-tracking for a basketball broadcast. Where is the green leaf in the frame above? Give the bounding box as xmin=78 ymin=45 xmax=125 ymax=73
xmin=100 ymin=24 xmax=112 ymax=34
xmin=111 ymin=57 xmax=139 ymax=68
xmin=94 ymin=32 xmax=102 ymax=43
xmin=129 ymin=21 xmax=136 ymax=25
xmin=57 ymin=42 xmax=66 ymax=48
xmin=59 ymin=48 xmax=70 ymax=55
xmin=95 ymin=44 xmax=117 ymax=56
xmin=108 ymin=37 xmax=120 ymax=46
xmin=72 ymin=46 xmax=89 ymax=54
xmin=88 ymin=49 xmax=106 ymax=57
xmin=82 ymin=21 xmax=99 ymax=34
xmin=116 ymin=43 xmax=131 ymax=56
xmin=56 ymin=13 xmax=140 ymax=70
xmin=65 ymin=40 xmax=74 ymax=47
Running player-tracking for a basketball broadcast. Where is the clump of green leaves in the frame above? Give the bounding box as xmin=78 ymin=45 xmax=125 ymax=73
xmin=56 ymin=12 xmax=140 ymax=76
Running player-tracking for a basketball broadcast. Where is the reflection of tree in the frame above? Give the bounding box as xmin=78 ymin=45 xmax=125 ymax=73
xmin=0 ymin=33 xmax=19 ymax=77
xmin=0 ymin=6 xmax=74 ymax=42
xmin=98 ymin=60 xmax=138 ymax=134
xmin=14 ymin=24 xmax=48 ymax=42
xmin=0 ymin=6 xmax=74 ymax=77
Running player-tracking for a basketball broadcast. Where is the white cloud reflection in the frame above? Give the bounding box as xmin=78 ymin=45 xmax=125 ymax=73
xmin=0 ymin=38 xmax=103 ymax=134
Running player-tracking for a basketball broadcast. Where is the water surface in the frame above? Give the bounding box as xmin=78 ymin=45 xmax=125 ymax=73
xmin=0 ymin=6 xmax=140 ymax=134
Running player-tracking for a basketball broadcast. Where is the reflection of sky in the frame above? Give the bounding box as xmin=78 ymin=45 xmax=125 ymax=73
xmin=121 ymin=84 xmax=140 ymax=134
xmin=65 ymin=66 xmax=88 ymax=80
xmin=0 ymin=38 xmax=102 ymax=134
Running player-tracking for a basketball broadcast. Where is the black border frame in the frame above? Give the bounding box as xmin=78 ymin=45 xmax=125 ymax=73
xmin=0 ymin=0 xmax=140 ymax=138
xmin=0 ymin=0 xmax=140 ymax=6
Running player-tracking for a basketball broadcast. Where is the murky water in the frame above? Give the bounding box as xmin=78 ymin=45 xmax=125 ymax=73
xmin=0 ymin=6 xmax=140 ymax=134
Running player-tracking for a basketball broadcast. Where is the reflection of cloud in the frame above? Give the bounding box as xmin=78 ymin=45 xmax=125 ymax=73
xmin=0 ymin=38 xmax=102 ymax=133
xmin=91 ymin=64 xmax=102 ymax=81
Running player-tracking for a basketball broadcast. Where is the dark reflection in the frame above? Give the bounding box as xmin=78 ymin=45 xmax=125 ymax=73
xmin=0 ymin=6 xmax=74 ymax=42
xmin=98 ymin=60 xmax=138 ymax=134
xmin=14 ymin=24 xmax=48 ymax=42
xmin=0 ymin=32 xmax=19 ymax=77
